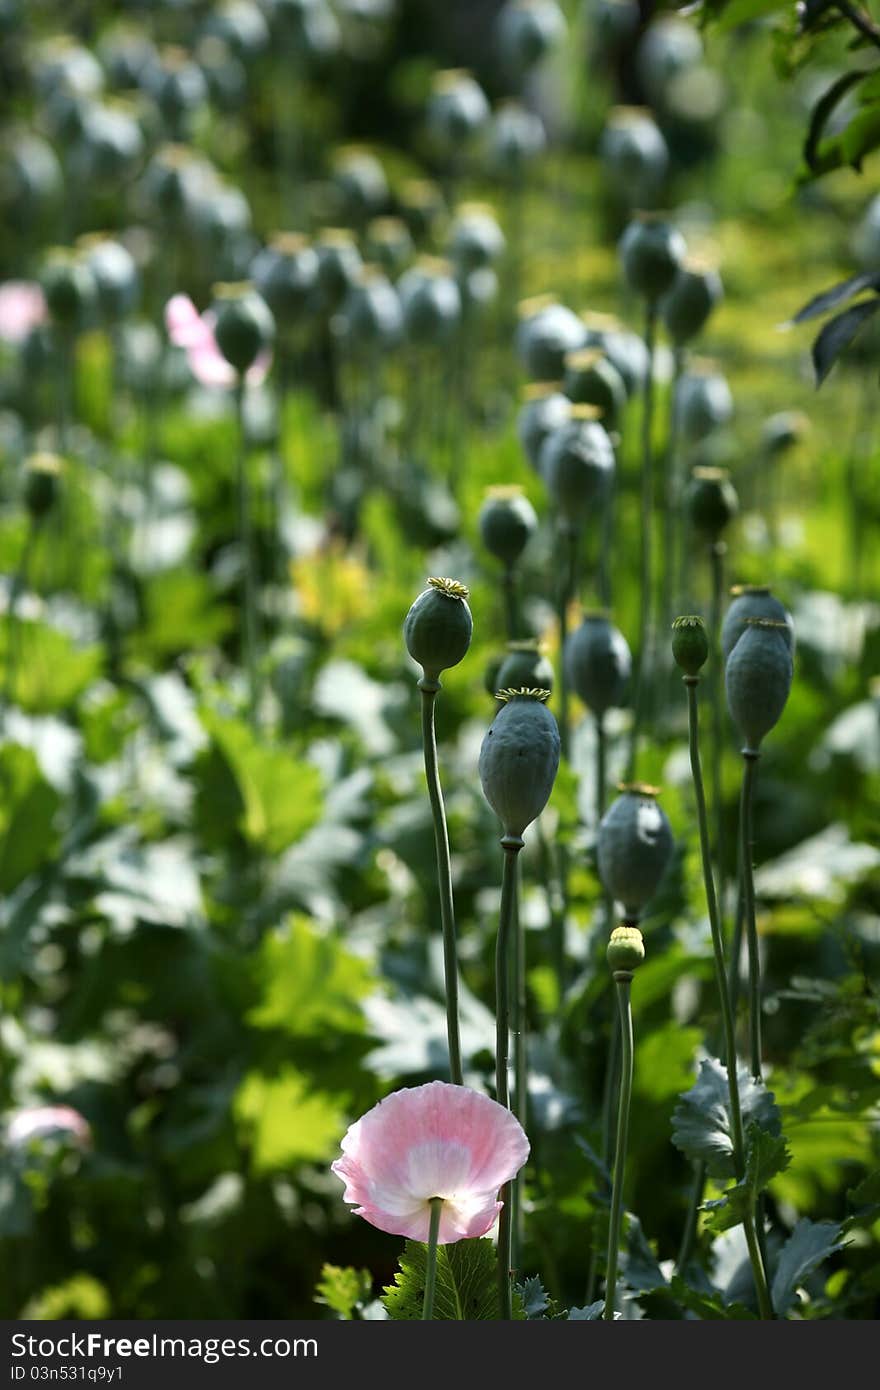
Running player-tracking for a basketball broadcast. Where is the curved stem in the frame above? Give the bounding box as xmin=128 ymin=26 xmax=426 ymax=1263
xmin=419 ymin=683 xmax=464 ymax=1086
xmin=496 ymin=837 xmax=522 ymax=1320
xmin=603 ymin=975 xmax=634 ymax=1320
xmin=628 ymin=304 xmax=657 ymax=782
xmin=234 ymin=382 xmax=259 ymax=726
xmin=834 ymin=0 xmax=880 ymax=50
xmin=739 ymin=750 xmax=763 ymax=1082
xmin=422 ymin=1198 xmax=443 ymax=1320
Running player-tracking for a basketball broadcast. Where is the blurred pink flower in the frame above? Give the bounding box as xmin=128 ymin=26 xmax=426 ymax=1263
xmin=6 ymin=1104 xmax=92 ymax=1150
xmin=0 ymin=281 xmax=47 ymax=344
xmin=331 ymin=1080 xmax=529 ymax=1243
xmin=164 ymin=293 xmax=270 ymax=388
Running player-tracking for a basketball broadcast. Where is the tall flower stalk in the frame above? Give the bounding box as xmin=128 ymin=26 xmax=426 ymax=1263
xmin=603 ymin=925 xmax=643 ymax=1320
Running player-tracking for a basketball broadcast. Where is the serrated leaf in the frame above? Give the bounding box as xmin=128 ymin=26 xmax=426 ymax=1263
xmin=620 ymin=1213 xmax=666 ymax=1292
xmin=249 ymin=916 xmax=372 ymax=1037
xmin=199 ymin=713 xmax=323 ymax=855
xmin=515 ymin=1275 xmax=552 ymax=1319
xmin=812 ymin=299 xmax=880 ymax=385
xmin=771 ymin=1219 xmax=845 ymax=1315
xmin=567 ymin=1301 xmax=605 ymax=1319
xmin=382 ymin=1237 xmax=525 ymax=1320
xmin=234 ymin=1067 xmax=345 ymax=1172
xmin=667 ymin=1275 xmax=757 ymax=1320
xmin=314 ymin=1264 xmax=373 ymax=1319
xmin=703 ymin=1124 xmax=791 ymax=1234
xmin=671 ymin=1058 xmax=782 ymax=1179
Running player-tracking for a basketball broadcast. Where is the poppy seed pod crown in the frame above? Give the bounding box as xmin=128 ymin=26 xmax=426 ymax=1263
xmin=479 ymin=689 xmax=560 ymax=838
xmin=725 ymin=618 xmax=793 ymax=753
xmin=597 ymin=783 xmax=674 ymax=919
xmin=478 ymin=486 xmax=538 ymax=568
xmin=721 ymin=584 xmax=794 ymax=663
xmin=540 ymin=412 xmax=615 ymax=528
xmin=404 ymin=577 xmax=473 ymax=686
xmin=563 ymin=612 xmax=631 ymax=715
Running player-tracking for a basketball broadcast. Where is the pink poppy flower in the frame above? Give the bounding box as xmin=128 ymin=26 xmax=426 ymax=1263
xmin=0 ymin=281 xmax=48 ymax=344
xmin=6 ymin=1104 xmax=92 ymax=1150
xmin=164 ymin=293 xmax=270 ymax=389
xmin=332 ymin=1081 xmax=529 ymax=1243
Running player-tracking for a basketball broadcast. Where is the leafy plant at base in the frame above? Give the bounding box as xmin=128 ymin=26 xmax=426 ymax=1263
xmin=382 ymin=1238 xmax=526 ymax=1320
xmin=671 ymin=1058 xmax=783 ymax=1178
xmin=703 ymin=1123 xmax=791 ymax=1234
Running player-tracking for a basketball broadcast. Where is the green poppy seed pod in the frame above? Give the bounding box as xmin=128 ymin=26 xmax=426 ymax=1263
xmin=211 ymin=282 xmax=275 ymax=375
xmin=479 ymin=689 xmax=561 ymax=838
xmin=448 ymin=203 xmax=505 ymax=273
xmin=761 ymin=410 xmax=809 ymax=456
xmin=676 ymin=366 xmax=733 ymax=444
xmin=489 ymin=100 xmax=546 ymax=175
xmin=725 ymin=618 xmax=793 ymax=753
xmin=516 ymin=297 xmax=586 ymax=381
xmin=597 ymin=784 xmax=674 ymax=919
xmin=564 ymin=612 xmax=631 ymax=715
xmin=339 ymin=267 xmax=402 ymax=351
xmin=398 ymin=178 xmax=443 ymax=240
xmin=497 ymin=640 xmax=555 ymax=693
xmin=399 ymin=260 xmax=462 ymax=345
xmin=721 ymin=584 xmax=795 ymax=663
xmin=619 ymin=213 xmax=686 ymax=303
xmin=367 ymin=216 xmax=413 ymax=276
xmin=80 ymin=236 xmax=140 ymax=320
xmin=582 ymin=312 xmax=649 ymax=399
xmin=516 ymin=383 xmax=572 ymax=471
xmin=563 ymin=348 xmax=627 ymax=431
xmin=23 ymin=452 xmax=62 ymax=519
xmin=478 ymin=486 xmax=538 ymax=568
xmin=497 ymin=0 xmax=566 ymax=75
xmin=671 ymin=615 xmax=709 ymax=676
xmin=659 ymin=259 xmax=722 ymax=344
xmin=685 ymin=465 xmax=739 ymax=541
xmin=539 ymin=409 xmax=615 ymax=529
xmin=606 ymin=924 xmax=645 ymax=976
xmin=332 ymin=146 xmax=388 ymax=225
xmin=599 ymin=106 xmax=668 ymax=201
xmin=427 ymin=69 xmax=490 ymax=151
xmin=41 ymin=251 xmax=96 ymax=331
xmin=315 ymin=229 xmax=362 ymax=312
xmin=404 ymin=577 xmax=473 ymax=686
xmin=251 ymin=233 xmax=319 ymax=323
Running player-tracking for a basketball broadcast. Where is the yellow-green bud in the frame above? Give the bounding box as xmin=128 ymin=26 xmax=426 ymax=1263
xmin=607 ymin=924 xmax=645 ymax=975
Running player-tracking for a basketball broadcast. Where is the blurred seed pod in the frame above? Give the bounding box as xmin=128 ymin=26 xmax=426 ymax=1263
xmin=599 ymin=106 xmax=668 ymax=204
xmin=458 ymin=265 xmax=499 ymax=314
xmin=268 ymin=0 xmax=341 ymax=60
xmin=721 ymin=584 xmax=794 ymax=663
xmin=660 ymin=257 xmax=722 ymax=344
xmin=636 ymin=15 xmax=703 ymax=107
xmin=586 ymin=0 xmax=640 ymax=52
xmin=852 ymin=192 xmax=880 ymax=271
xmin=397 ymin=178 xmax=444 ymax=241
xmin=563 ymin=347 xmax=627 ymax=430
xmin=201 ymin=0 xmax=270 ymax=62
xmin=516 ymin=382 xmax=572 ymax=470
xmin=251 ymin=233 xmax=319 ymax=324
xmin=67 ymin=100 xmax=145 ymax=189
xmin=315 ymin=228 xmax=363 ymax=312
xmin=540 ymin=407 xmax=615 ymax=529
xmin=41 ymin=249 xmax=96 ymax=332
xmin=597 ymin=783 xmax=674 ymax=919
xmin=479 ymin=485 xmax=538 ymax=568
xmin=211 ymin=281 xmax=275 ymax=374
xmin=367 ymin=216 xmax=414 ymax=276
xmin=488 ymin=100 xmax=546 ymax=176
xmin=581 ymin=311 xmax=648 ymax=397
xmin=79 ymin=235 xmax=140 ymax=320
xmin=497 ymin=0 xmax=567 ymax=76
xmin=196 ymin=35 xmax=247 ymax=113
xmin=32 ymin=35 xmax=104 ymax=104
xmin=448 ymin=203 xmax=505 ymax=274
xmin=517 ymin=295 xmax=586 ymax=380
xmin=99 ymin=25 xmax=159 ymax=90
xmin=619 ymin=212 xmax=686 ymax=303
xmin=332 ymin=146 xmax=388 ymax=225
xmin=725 ymin=617 xmax=794 ymax=753
xmin=0 ymin=132 xmax=63 ymax=224
xmin=761 ymin=410 xmax=809 ymax=456
xmin=404 ymin=576 xmax=473 ymax=684
xmin=23 ymin=451 xmax=62 ymax=519
xmin=398 ymin=258 xmax=461 ymax=345
xmin=426 ymin=69 xmax=490 ymax=153
xmin=479 ymin=688 xmax=560 ymax=838
xmin=676 ymin=363 xmax=733 ymax=444
xmin=338 ymin=265 xmax=402 ymax=350
xmin=563 ymin=610 xmax=631 ymax=715
xmin=685 ymin=465 xmax=738 ymax=542
xmin=149 ymin=46 xmax=208 ymax=129
xmin=497 ymin=640 xmax=555 ymax=693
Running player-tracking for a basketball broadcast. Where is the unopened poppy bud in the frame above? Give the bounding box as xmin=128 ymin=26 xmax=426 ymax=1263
xmin=685 ymin=465 xmax=738 ymax=541
xmin=479 ymin=688 xmax=560 ymax=838
xmin=671 ymin=615 xmax=708 ymax=676
xmin=497 ymin=639 xmax=555 ymax=693
xmin=564 ymin=611 xmax=631 ymax=715
xmin=597 ymin=783 xmax=674 ymax=919
xmin=606 ymin=924 xmax=645 ymax=975
xmin=478 ymin=485 xmax=538 ymax=568
xmin=721 ymin=583 xmax=794 ymax=663
xmin=404 ymin=577 xmax=473 ymax=686
xmin=619 ymin=213 xmax=686 ymax=303
xmin=725 ymin=617 xmax=793 ymax=754
xmin=212 ymin=281 xmax=275 ymax=374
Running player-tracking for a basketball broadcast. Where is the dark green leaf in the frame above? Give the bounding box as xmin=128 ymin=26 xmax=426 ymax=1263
xmin=382 ymin=1238 xmax=525 ymax=1320
xmin=804 ymin=70 xmax=872 ymax=172
xmin=667 ymin=1276 xmax=757 ymax=1320
xmin=789 ymin=271 xmax=880 ymax=323
xmin=703 ymin=1124 xmax=791 ymax=1234
xmin=671 ymin=1059 xmax=782 ymax=1178
xmin=771 ymin=1220 xmax=845 ymax=1315
xmin=812 ymin=299 xmax=880 ymax=386
xmin=567 ymin=1301 xmax=605 ymax=1319
xmin=515 ymin=1275 xmax=552 ymax=1319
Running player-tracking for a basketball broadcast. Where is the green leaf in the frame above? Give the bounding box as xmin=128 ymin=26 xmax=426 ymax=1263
xmin=0 ymin=744 xmax=60 ymax=893
xmin=841 ymin=104 xmax=880 ymax=168
xmin=671 ymin=1058 xmax=782 ymax=1179
xmin=567 ymin=1301 xmax=605 ymax=1319
xmin=234 ymin=1067 xmax=346 ymax=1172
xmin=812 ymin=299 xmax=880 ymax=386
xmin=515 ymin=1275 xmax=554 ymax=1319
xmin=0 ymin=619 xmax=102 ymax=714
xmin=703 ymin=1124 xmax=791 ymax=1234
xmin=804 ymin=70 xmax=872 ymax=173
xmin=382 ymin=1238 xmax=525 ymax=1320
xmin=789 ymin=270 xmax=880 ymax=324
xmin=714 ymin=0 xmax=793 ymax=32
xmin=314 ymin=1264 xmax=373 ymax=1319
xmin=249 ymin=916 xmax=373 ymax=1037
xmin=667 ymin=1276 xmax=757 ymax=1320
xmin=0 ymin=1163 xmax=34 ymax=1237
xmin=199 ymin=714 xmax=323 ymax=854
xmin=771 ymin=1220 xmax=845 ymax=1315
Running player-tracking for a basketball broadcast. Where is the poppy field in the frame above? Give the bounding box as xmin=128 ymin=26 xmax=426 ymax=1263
xmin=0 ymin=0 xmax=879 ymax=1325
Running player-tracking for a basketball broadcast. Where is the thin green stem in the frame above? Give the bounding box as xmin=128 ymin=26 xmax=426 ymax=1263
xmin=676 ymin=1160 xmax=706 ymax=1272
xmin=502 ymin=567 xmax=518 ymax=643
xmin=739 ymin=750 xmax=763 ymax=1082
xmin=512 ymin=855 xmax=526 ymax=1270
xmin=422 ymin=1198 xmax=444 ymax=1320
xmin=603 ymin=975 xmax=634 ymax=1320
xmin=556 ymin=527 xmax=579 ymax=760
xmin=628 ymin=304 xmax=657 ymax=781
xmin=709 ymin=542 xmax=726 ymax=917
xmin=537 ymin=815 xmax=565 ymax=997
xmin=496 ymin=837 xmax=522 ymax=1320
xmin=419 ymin=683 xmax=464 ymax=1086
xmin=235 ymin=382 xmax=260 ymax=726
xmin=662 ymin=346 xmax=686 ymax=639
